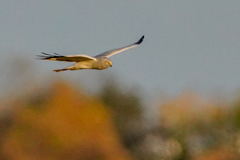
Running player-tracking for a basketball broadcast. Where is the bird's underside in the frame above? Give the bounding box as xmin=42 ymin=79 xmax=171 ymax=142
xmin=37 ymin=35 xmax=144 ymax=72
xmin=53 ymin=60 xmax=97 ymax=72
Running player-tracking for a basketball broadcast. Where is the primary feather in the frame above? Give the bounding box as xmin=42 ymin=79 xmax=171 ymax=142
xmin=38 ymin=53 xmax=96 ymax=62
xmin=95 ymin=35 xmax=144 ymax=58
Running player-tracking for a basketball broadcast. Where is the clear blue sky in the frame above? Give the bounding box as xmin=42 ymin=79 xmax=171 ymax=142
xmin=1 ymin=1 xmax=240 ymax=99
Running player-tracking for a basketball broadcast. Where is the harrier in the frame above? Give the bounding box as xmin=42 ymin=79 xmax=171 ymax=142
xmin=37 ymin=35 xmax=144 ymax=72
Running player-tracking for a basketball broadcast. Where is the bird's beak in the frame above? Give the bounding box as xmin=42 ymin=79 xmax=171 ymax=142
xmin=110 ymin=64 xmax=112 ymax=67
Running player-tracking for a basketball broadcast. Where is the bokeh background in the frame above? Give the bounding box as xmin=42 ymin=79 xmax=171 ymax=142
xmin=1 ymin=1 xmax=240 ymax=160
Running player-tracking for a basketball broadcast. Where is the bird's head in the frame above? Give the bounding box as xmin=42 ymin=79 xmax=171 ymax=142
xmin=103 ymin=57 xmax=112 ymax=68
xmin=106 ymin=60 xmax=112 ymax=67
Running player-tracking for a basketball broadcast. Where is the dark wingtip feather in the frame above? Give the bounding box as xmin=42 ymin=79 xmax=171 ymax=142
xmin=41 ymin=52 xmax=52 ymax=56
xmin=37 ymin=52 xmax=64 ymax=60
xmin=54 ymin=52 xmax=61 ymax=55
xmin=36 ymin=52 xmax=49 ymax=60
xmin=135 ymin=35 xmax=144 ymax=45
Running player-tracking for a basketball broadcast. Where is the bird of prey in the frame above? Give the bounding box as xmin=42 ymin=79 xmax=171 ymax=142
xmin=37 ymin=35 xmax=144 ymax=72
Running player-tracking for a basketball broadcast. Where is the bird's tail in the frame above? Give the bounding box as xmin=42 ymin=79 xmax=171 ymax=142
xmin=53 ymin=66 xmax=76 ymax=72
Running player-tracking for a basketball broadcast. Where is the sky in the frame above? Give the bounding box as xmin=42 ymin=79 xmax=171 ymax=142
xmin=1 ymin=1 xmax=240 ymax=101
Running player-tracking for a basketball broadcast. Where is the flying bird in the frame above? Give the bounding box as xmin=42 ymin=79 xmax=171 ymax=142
xmin=37 ymin=35 xmax=144 ymax=72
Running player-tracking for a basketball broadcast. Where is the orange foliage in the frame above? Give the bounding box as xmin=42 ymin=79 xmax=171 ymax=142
xmin=193 ymin=147 xmax=238 ymax=160
xmin=1 ymin=80 xmax=132 ymax=160
xmin=159 ymin=91 xmax=227 ymax=130
xmin=158 ymin=91 xmax=239 ymax=159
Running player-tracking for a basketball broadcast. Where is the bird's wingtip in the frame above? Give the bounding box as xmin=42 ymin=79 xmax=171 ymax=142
xmin=135 ymin=35 xmax=145 ymax=45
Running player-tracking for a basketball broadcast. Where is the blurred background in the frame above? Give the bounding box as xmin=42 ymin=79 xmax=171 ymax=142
xmin=1 ymin=1 xmax=240 ymax=160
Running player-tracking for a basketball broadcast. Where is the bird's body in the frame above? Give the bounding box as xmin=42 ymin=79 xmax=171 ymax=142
xmin=37 ymin=35 xmax=144 ymax=72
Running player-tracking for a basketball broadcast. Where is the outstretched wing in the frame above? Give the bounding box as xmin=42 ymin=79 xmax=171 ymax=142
xmin=37 ymin=52 xmax=96 ymax=62
xmin=95 ymin=35 xmax=144 ymax=58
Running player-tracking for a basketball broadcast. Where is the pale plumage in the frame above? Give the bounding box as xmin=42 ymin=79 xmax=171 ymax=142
xmin=37 ymin=35 xmax=144 ymax=72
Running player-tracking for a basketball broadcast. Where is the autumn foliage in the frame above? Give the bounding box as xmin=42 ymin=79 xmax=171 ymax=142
xmin=0 ymin=80 xmax=132 ymax=160
xmin=1 ymin=79 xmax=240 ymax=160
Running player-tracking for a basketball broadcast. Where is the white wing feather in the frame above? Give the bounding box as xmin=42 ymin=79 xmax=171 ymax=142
xmin=95 ymin=36 xmax=144 ymax=58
